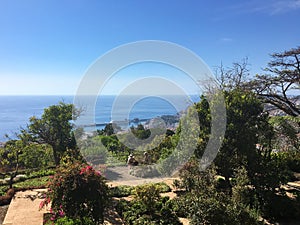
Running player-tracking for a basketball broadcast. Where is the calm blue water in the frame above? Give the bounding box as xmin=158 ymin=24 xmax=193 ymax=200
xmin=0 ymin=95 xmax=199 ymax=142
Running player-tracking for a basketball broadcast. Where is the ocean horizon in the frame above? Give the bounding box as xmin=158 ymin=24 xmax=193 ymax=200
xmin=0 ymin=94 xmax=200 ymax=142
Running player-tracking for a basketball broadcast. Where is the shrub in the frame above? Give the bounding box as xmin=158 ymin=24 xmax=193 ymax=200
xmin=52 ymin=217 xmax=94 ymax=225
xmin=109 ymin=185 xmax=134 ymax=197
xmin=41 ymin=163 xmax=109 ymax=224
xmin=116 ymin=184 xmax=182 ymax=225
xmin=257 ymin=190 xmax=300 ymax=221
xmin=152 ymin=182 xmax=171 ymax=193
xmin=180 ymin=192 xmax=261 ymax=225
xmin=109 ymin=182 xmax=170 ymax=198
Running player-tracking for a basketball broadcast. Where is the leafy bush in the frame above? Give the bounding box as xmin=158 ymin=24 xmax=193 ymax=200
xmin=109 ymin=182 xmax=170 ymax=198
xmin=186 ymin=193 xmax=261 ymax=225
xmin=276 ymin=151 xmax=300 ymax=173
xmin=166 ymin=197 xmax=188 ymax=218
xmin=116 ymin=184 xmax=182 ymax=225
xmin=257 ymin=190 xmax=300 ymax=221
xmin=50 ymin=216 xmax=94 ymax=225
xmin=109 ymin=185 xmax=134 ymax=197
xmin=152 ymin=182 xmax=171 ymax=193
xmin=41 ymin=163 xmax=109 ymax=224
xmin=20 ymin=144 xmax=54 ymax=169
xmin=173 ymin=162 xmax=262 ymax=225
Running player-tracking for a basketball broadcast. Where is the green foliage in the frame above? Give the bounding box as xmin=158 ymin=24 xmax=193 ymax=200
xmin=60 ymin=148 xmax=86 ymax=166
xmin=0 ymin=140 xmax=24 ymax=188
xmin=97 ymin=123 xmax=121 ymax=136
xmin=116 ymin=184 xmax=181 ymax=225
xmin=24 ymin=102 xmax=77 ymax=165
xmin=249 ymin=153 xmax=298 ymax=220
xmin=109 ymin=182 xmax=170 ymax=198
xmin=19 ymin=143 xmax=54 ymax=169
xmin=41 ymin=163 xmax=109 ymax=224
xmin=257 ymin=191 xmax=300 ymax=221
xmin=143 ymin=134 xmax=175 ymax=163
xmin=269 ymin=116 xmax=300 ymax=151
xmin=13 ymin=176 xmax=49 ymax=189
xmin=133 ymin=183 xmax=161 ymax=213
xmin=174 ymin=161 xmax=261 ymax=225
xmin=0 ymin=140 xmax=23 ymax=170
xmin=25 ymin=169 xmax=55 ymax=179
xmin=152 ymin=182 xmax=171 ymax=193
xmin=174 ymin=159 xmax=217 ymax=192
xmin=215 ymin=90 xmax=267 ymax=183
xmin=51 ymin=216 xmax=94 ymax=225
xmin=185 ymin=192 xmax=261 ymax=225
xmin=157 ymin=106 xmax=200 ymax=176
xmin=130 ymin=124 xmax=151 ymax=140
xmin=231 ymin=166 xmax=252 ymax=205
xmin=79 ymin=135 xmax=110 ymax=164
xmin=109 ymin=185 xmax=134 ymax=197
xmin=276 ymin=150 xmax=300 ymax=172
xmin=0 ymin=186 xmax=8 ymax=196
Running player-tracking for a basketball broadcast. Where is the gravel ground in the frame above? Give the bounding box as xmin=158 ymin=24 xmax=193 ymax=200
xmin=0 ymin=205 xmax=9 ymax=225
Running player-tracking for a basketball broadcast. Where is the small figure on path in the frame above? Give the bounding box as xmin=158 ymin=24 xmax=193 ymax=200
xmin=127 ymin=154 xmax=138 ymax=167
xmin=143 ymin=152 xmax=151 ymax=164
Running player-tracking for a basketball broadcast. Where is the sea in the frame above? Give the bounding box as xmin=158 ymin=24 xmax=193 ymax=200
xmin=0 ymin=95 xmax=200 ymax=142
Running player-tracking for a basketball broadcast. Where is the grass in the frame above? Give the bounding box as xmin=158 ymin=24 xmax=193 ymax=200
xmin=0 ymin=176 xmax=49 ymax=197
xmin=13 ymin=176 xmax=49 ymax=189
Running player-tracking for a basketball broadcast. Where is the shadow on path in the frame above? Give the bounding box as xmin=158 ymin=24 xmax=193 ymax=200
xmin=105 ymin=166 xmax=142 ymax=182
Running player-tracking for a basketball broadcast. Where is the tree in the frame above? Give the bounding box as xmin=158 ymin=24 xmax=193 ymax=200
xmin=19 ymin=143 xmax=54 ymax=168
xmin=97 ymin=122 xmax=121 ymax=136
xmin=23 ymin=102 xmax=77 ymax=166
xmin=130 ymin=124 xmax=151 ymax=140
xmin=195 ymin=90 xmax=270 ymax=187
xmin=0 ymin=140 xmax=23 ymax=188
xmin=215 ymin=57 xmax=250 ymax=90
xmin=248 ymin=47 xmax=300 ymax=118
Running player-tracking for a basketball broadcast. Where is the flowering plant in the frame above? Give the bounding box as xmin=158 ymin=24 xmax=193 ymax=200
xmin=40 ymin=162 xmax=109 ymax=224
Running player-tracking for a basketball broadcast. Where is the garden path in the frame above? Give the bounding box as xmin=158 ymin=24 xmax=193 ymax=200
xmin=2 ymin=189 xmax=48 ymax=225
xmin=105 ymin=165 xmax=177 ymax=186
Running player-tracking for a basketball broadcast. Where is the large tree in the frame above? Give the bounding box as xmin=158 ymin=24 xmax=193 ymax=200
xmin=215 ymin=48 xmax=300 ymax=118
xmin=23 ymin=102 xmax=77 ymax=166
xmin=195 ymin=89 xmax=271 ymax=186
xmin=249 ymin=47 xmax=300 ymax=117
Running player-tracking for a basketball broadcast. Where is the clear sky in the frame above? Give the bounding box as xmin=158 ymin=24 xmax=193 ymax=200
xmin=0 ymin=0 xmax=299 ymax=95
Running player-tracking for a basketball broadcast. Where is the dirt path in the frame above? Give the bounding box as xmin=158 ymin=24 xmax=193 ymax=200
xmin=105 ymin=165 xmax=176 ymax=186
xmin=2 ymin=189 xmax=49 ymax=225
xmin=0 ymin=205 xmax=9 ymax=225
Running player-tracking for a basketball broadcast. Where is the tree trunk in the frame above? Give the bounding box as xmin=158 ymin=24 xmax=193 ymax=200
xmin=52 ymin=147 xmax=60 ymax=166
xmin=9 ymin=154 xmax=19 ymax=189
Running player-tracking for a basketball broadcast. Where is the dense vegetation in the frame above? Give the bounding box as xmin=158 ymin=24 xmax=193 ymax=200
xmin=0 ymin=46 xmax=299 ymax=224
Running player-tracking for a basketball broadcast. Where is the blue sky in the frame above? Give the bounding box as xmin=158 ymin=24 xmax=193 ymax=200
xmin=0 ymin=0 xmax=299 ymax=95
